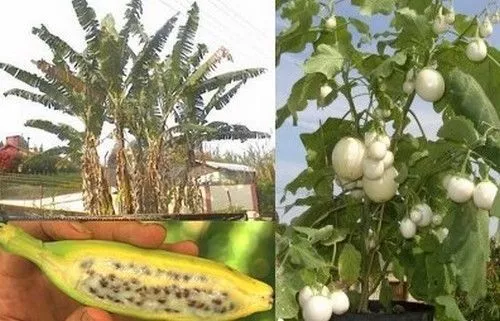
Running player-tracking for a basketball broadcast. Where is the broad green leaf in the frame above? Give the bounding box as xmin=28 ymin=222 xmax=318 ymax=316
xmin=349 ymin=18 xmax=370 ymax=35
xmin=392 ymin=8 xmax=433 ymax=50
xmin=351 ymin=0 xmax=396 ymax=16
xmin=275 ymin=269 xmax=304 ymax=319
xmin=322 ymin=228 xmax=348 ymax=246
xmin=425 ymin=254 xmax=447 ymax=297
xmin=442 ymin=202 xmax=476 ymax=259
xmin=293 ymin=225 xmax=334 ymax=244
xmin=435 ymin=295 xmax=466 ymax=321
xmin=277 ymin=73 xmax=326 ymax=126
xmin=304 ymin=44 xmax=345 ymax=79
xmin=338 ymin=244 xmax=361 ymax=285
xmin=453 ymin=210 xmax=489 ymax=307
xmin=437 ymin=116 xmax=480 ymax=146
xmin=289 ymin=238 xmax=330 ymax=268
xmin=367 ymin=51 xmax=407 ymax=78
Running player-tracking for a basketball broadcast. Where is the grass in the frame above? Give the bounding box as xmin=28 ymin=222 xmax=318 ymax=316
xmin=0 ymin=172 xmax=81 ymax=200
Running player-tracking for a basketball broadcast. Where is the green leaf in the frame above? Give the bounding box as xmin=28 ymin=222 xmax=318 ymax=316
xmin=454 ymin=210 xmax=489 ymax=307
xmin=322 ymin=228 xmax=348 ymax=246
xmin=349 ymin=18 xmax=370 ymax=35
xmin=351 ymin=0 xmax=396 ymax=16
xmin=293 ymin=225 xmax=334 ymax=244
xmin=338 ymin=244 xmax=361 ymax=285
xmin=289 ymin=238 xmax=329 ymax=269
xmin=435 ymin=295 xmax=466 ymax=321
xmin=304 ymin=44 xmax=345 ymax=79
xmin=367 ymin=51 xmax=407 ymax=78
xmin=392 ymin=8 xmax=433 ymax=50
xmin=437 ymin=116 xmax=480 ymax=146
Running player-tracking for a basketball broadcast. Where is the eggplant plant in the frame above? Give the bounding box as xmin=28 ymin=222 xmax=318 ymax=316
xmin=276 ymin=1 xmax=500 ymax=321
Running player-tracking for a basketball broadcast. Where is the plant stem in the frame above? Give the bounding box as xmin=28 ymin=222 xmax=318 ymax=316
xmin=341 ymin=67 xmax=360 ymax=135
xmin=358 ymin=199 xmax=372 ymax=313
xmin=394 ymin=91 xmax=416 ymax=144
xmin=408 ymin=109 xmax=427 ymax=139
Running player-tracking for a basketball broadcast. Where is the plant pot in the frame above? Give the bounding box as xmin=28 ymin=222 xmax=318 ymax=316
xmin=332 ymin=301 xmax=434 ymax=321
xmin=389 ymin=281 xmax=409 ymax=300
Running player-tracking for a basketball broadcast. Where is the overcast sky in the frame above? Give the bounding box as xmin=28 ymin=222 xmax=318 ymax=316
xmin=0 ymin=0 xmax=274 ymax=157
xmin=276 ymin=0 xmax=500 ymax=231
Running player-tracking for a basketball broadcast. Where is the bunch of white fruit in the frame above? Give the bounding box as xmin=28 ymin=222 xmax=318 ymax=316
xmin=399 ymin=203 xmax=443 ymax=239
xmin=331 ymin=132 xmax=399 ymax=203
xmin=443 ymin=174 xmax=498 ymax=210
xmin=298 ymin=285 xmax=350 ymax=321
xmin=432 ymin=5 xmax=455 ymax=34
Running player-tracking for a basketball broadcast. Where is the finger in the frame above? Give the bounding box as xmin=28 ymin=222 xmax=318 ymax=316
xmin=80 ymin=222 xmax=167 ymax=248
xmin=10 ymin=221 xmax=92 ymax=241
xmin=160 ymin=240 xmax=199 ymax=256
xmin=65 ymin=307 xmax=113 ymax=321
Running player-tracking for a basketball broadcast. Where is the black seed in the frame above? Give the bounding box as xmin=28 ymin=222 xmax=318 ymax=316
xmin=114 ymin=299 xmax=122 ymax=303
xmin=164 ymin=287 xmax=170 ymax=295
xmin=131 ymin=278 xmax=138 ymax=284
xmin=212 ymin=299 xmax=222 ymax=305
xmin=175 ymin=292 xmax=182 ymax=299
xmin=204 ymin=306 xmax=210 ymax=311
xmin=183 ymin=289 xmax=190 ymax=298
xmin=113 ymin=288 xmax=119 ymax=293
xmin=114 ymin=262 xmax=121 ymax=269
xmin=188 ymin=300 xmax=196 ymax=307
xmin=126 ymin=297 xmax=134 ymax=302
xmin=136 ymin=301 xmax=143 ymax=306
xmin=97 ymin=295 xmax=105 ymax=299
xmin=87 ymin=270 xmax=95 ymax=276
xmin=183 ymin=275 xmax=190 ymax=281
xmin=193 ymin=287 xmax=200 ymax=293
xmin=89 ymin=287 xmax=96 ymax=294
xmin=109 ymin=274 xmax=116 ymax=281
xmin=99 ymin=279 xmax=108 ymax=288
xmin=220 ymin=307 xmax=227 ymax=314
xmin=153 ymin=287 xmax=161 ymax=294
xmin=222 ymin=292 xmax=228 ymax=297
xmin=106 ymin=295 xmax=114 ymax=300
xmin=229 ymin=303 xmax=235 ymax=310
xmin=196 ymin=302 xmax=205 ymax=309
xmin=158 ymin=299 xmax=166 ymax=304
xmin=125 ymin=286 xmax=131 ymax=291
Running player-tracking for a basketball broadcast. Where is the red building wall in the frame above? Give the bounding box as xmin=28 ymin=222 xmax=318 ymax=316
xmin=0 ymin=145 xmax=22 ymax=172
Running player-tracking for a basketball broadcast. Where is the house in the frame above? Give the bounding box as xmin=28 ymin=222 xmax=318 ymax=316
xmin=0 ymin=135 xmax=29 ymax=172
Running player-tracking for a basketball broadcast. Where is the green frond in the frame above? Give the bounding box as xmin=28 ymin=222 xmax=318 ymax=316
xmin=184 ymin=47 xmax=233 ymax=87
xmin=32 ymin=25 xmax=90 ymax=72
xmin=189 ymin=43 xmax=209 ymax=69
xmin=127 ymin=13 xmax=179 ymax=90
xmin=99 ymin=17 xmax=124 ymax=92
xmin=25 ymin=119 xmax=83 ymax=144
xmin=194 ymin=68 xmax=266 ymax=94
xmin=205 ymin=80 xmax=244 ymax=113
xmin=171 ymin=2 xmax=200 ymax=78
xmin=204 ymin=121 xmax=271 ymax=141
xmin=120 ymin=0 xmax=148 ymax=44
xmin=71 ymin=0 xmax=100 ymax=51
xmin=0 ymin=62 xmax=73 ymax=107
xmin=4 ymin=89 xmax=67 ymax=111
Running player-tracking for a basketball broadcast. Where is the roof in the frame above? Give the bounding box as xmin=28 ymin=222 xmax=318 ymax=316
xmin=196 ymin=160 xmax=256 ymax=173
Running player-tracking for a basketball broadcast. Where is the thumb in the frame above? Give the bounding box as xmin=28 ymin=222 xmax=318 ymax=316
xmin=65 ymin=307 xmax=113 ymax=321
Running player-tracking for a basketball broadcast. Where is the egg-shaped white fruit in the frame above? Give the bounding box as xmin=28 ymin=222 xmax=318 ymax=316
xmin=368 ymin=141 xmax=388 ymax=160
xmin=332 ymin=137 xmax=366 ymax=181
xmin=302 ymin=296 xmax=334 ymax=321
xmin=400 ymin=218 xmax=417 ymax=239
xmin=415 ymin=69 xmax=445 ymax=102
xmin=473 ymin=181 xmax=498 ymax=210
xmin=299 ymin=285 xmax=315 ymax=307
xmin=329 ymin=290 xmax=350 ymax=315
xmin=325 ymin=16 xmax=337 ymax=30
xmin=432 ymin=214 xmax=443 ymax=226
xmin=479 ymin=16 xmax=493 ymax=37
xmin=363 ymin=167 xmax=399 ymax=203
xmin=403 ymin=81 xmax=415 ymax=94
xmin=442 ymin=174 xmax=452 ymax=189
xmin=447 ymin=176 xmax=475 ymax=203
xmin=378 ymin=135 xmax=391 ymax=149
xmin=433 ymin=16 xmax=448 ymax=34
xmin=414 ymin=203 xmax=433 ymax=227
xmin=409 ymin=209 xmax=423 ymax=224
xmin=382 ymin=151 xmax=394 ymax=169
xmin=363 ymin=158 xmax=385 ymax=180
xmin=466 ymin=38 xmax=488 ymax=62
xmin=364 ymin=131 xmax=378 ymax=147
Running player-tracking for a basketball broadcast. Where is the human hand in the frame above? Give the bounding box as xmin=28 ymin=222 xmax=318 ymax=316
xmin=0 ymin=221 xmax=198 ymax=321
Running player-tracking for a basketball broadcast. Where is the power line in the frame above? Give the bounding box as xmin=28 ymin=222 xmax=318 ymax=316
xmin=211 ymin=0 xmax=269 ymax=38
